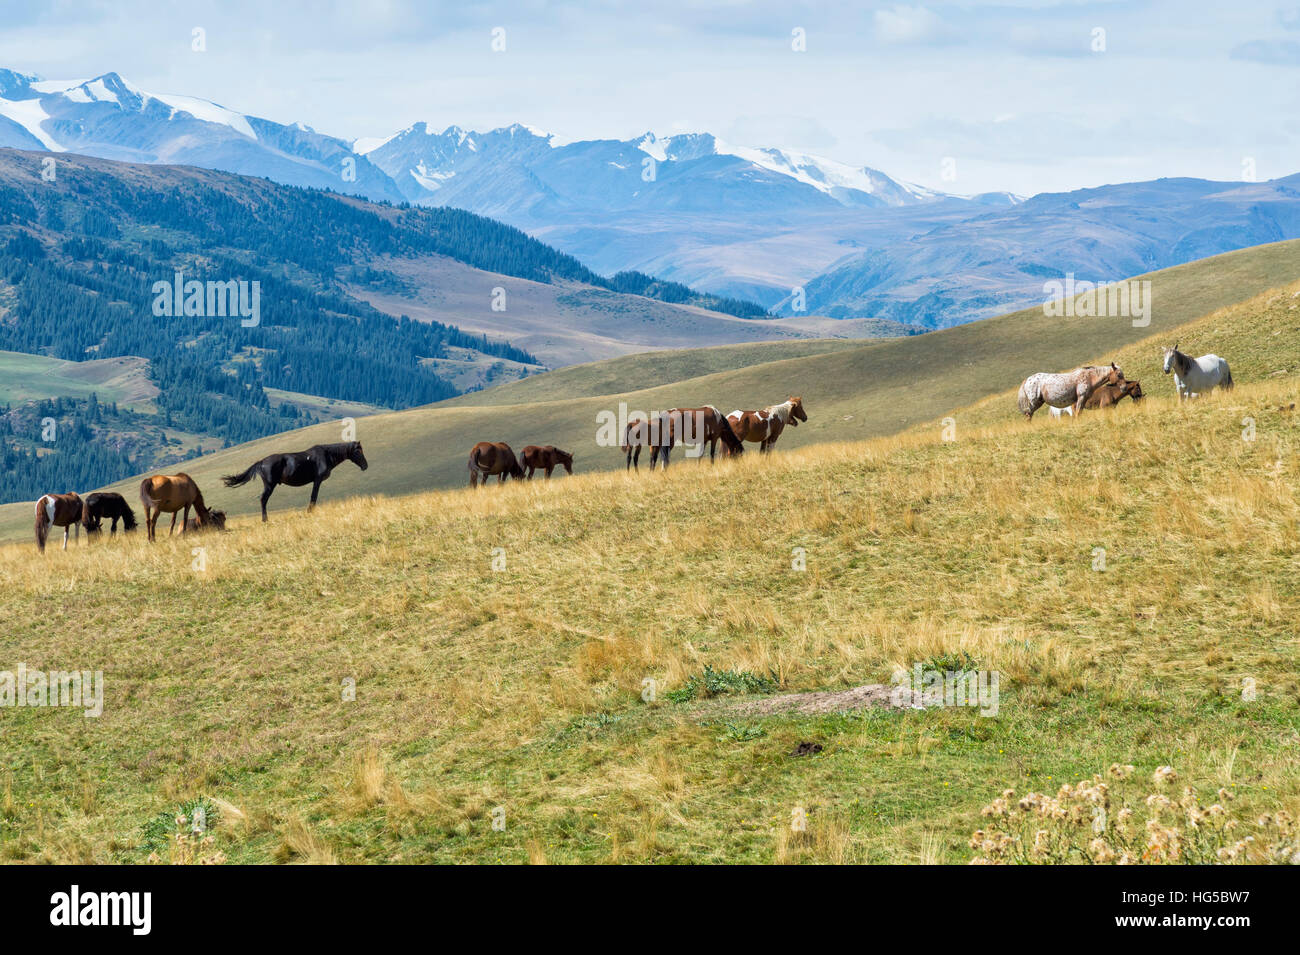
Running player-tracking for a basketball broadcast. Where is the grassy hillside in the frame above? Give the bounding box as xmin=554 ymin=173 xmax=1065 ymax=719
xmin=1 ymin=238 xmax=1296 ymax=542
xmin=0 ymin=363 xmax=1295 ymax=862
xmin=0 ymin=351 xmax=157 ymax=408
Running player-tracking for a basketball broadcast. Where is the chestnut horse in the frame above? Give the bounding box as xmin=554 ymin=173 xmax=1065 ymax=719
xmin=139 ymin=473 xmax=216 ymax=541
xmin=726 ymin=396 xmax=807 ymax=453
xmin=1048 ymin=378 xmax=1144 ymax=418
xmin=35 ymin=492 xmax=83 ymax=552
xmin=469 ymin=441 xmax=524 ymax=486
xmin=623 ymin=407 xmax=744 ymax=471
xmin=521 ymin=445 xmax=574 ymax=479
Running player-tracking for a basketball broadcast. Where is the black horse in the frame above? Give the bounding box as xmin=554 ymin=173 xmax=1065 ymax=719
xmin=222 ymin=441 xmax=368 ymax=522
xmin=81 ymin=492 xmax=138 ymax=536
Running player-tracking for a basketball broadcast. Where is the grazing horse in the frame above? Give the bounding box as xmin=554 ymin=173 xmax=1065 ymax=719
xmin=139 ymin=474 xmax=216 ymax=542
xmin=726 ymin=396 xmax=808 ymax=453
xmin=1050 ymin=379 xmax=1144 ymax=418
xmin=521 ymin=445 xmax=574 ymax=479
xmin=1162 ymin=342 xmax=1232 ymax=400
xmin=81 ymin=492 xmax=138 ymax=536
xmin=184 ymin=509 xmax=227 ymax=532
xmin=222 ymin=441 xmax=368 ymax=522
xmin=662 ymin=406 xmax=745 ymax=462
xmin=1017 ymin=364 xmax=1123 ymax=420
xmin=469 ymin=441 xmax=524 ymax=486
xmin=35 ymin=492 xmax=83 ymax=552
xmin=622 ymin=418 xmax=653 ymax=472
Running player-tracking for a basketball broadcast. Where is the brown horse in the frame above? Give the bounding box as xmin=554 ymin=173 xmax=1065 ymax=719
xmin=184 ymin=509 xmax=227 ymax=532
xmin=663 ymin=406 xmax=745 ymax=462
xmin=726 ymin=396 xmax=807 ymax=453
xmin=139 ymin=473 xmax=216 ymax=541
xmin=1088 ymin=378 xmax=1144 ymax=409
xmin=469 ymin=442 xmax=525 ymax=486
xmin=521 ymin=445 xmax=574 ymax=479
xmin=1049 ymin=378 xmax=1145 ymax=418
xmin=620 ymin=414 xmax=683 ymax=471
xmin=35 ymin=492 xmax=83 ymax=552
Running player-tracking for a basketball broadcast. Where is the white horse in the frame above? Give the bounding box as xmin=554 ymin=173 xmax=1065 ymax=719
xmin=1017 ymin=363 xmax=1123 ymax=420
xmin=1162 ymin=342 xmax=1232 ymax=400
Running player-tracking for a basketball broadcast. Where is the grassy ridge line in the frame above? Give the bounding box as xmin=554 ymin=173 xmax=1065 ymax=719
xmin=0 ymin=372 xmax=1295 ymax=862
xmin=1 ymin=239 xmax=1297 ymax=543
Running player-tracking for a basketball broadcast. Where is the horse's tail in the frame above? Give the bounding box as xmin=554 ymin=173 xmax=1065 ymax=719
xmin=1016 ymin=378 xmax=1034 ymax=416
xmin=717 ymin=412 xmax=744 ymax=454
xmin=222 ymin=463 xmax=257 ymax=488
xmin=35 ymin=496 xmax=49 ymax=551
xmin=139 ymin=479 xmax=157 ymax=510
xmin=1222 ymin=362 xmax=1234 ymax=390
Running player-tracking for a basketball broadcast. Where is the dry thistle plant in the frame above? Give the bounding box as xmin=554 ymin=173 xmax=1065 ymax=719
xmin=145 ymin=808 xmax=227 ymax=866
xmin=970 ymin=764 xmax=1298 ymax=865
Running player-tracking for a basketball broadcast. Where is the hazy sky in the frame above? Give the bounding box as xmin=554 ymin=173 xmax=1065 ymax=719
xmin=1 ymin=0 xmax=1297 ymax=196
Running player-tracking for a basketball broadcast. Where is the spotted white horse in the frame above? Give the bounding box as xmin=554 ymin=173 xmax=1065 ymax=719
xmin=1017 ymin=364 xmax=1123 ymax=420
xmin=1162 ymin=342 xmax=1232 ymax=400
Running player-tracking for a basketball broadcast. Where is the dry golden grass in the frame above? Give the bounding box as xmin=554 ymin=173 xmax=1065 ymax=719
xmin=1 ymin=287 xmax=1299 ymax=863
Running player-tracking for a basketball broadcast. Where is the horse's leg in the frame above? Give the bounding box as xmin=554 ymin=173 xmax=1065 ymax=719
xmin=260 ymin=478 xmax=275 ymax=522
xmin=309 ymin=480 xmax=322 ymax=511
xmin=168 ymin=510 xmax=179 ymax=536
xmin=62 ymin=525 xmax=69 ymax=550
xmin=545 ymin=466 xmax=553 ymax=479
xmin=633 ymin=447 xmax=640 ymax=472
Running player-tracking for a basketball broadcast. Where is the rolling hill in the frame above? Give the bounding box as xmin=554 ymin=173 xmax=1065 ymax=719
xmin=2 ymin=237 xmax=1297 ymax=542
xmin=1 ymin=282 xmax=1295 ymax=862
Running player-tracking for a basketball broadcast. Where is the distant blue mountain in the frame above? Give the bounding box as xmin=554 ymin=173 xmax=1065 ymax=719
xmin=4 ymin=67 xmax=1298 ymax=329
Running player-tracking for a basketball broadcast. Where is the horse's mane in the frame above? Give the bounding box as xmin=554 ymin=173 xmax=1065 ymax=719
xmin=765 ymin=400 xmax=794 ymax=424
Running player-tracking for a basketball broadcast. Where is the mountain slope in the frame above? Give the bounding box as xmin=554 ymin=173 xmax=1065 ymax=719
xmin=3 ymin=237 xmax=1294 ymax=540
xmin=1 ymin=319 xmax=1295 ymax=862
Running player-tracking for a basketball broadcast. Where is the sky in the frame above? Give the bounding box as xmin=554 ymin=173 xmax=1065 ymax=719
xmin=0 ymin=0 xmax=1297 ymax=197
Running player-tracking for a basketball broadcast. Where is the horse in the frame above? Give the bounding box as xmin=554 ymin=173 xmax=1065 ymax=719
xmin=222 ymin=441 xmax=368 ymax=522
xmin=1017 ymin=364 xmax=1123 ymax=420
xmin=662 ymin=406 xmax=745 ymax=462
xmin=35 ymin=492 xmax=83 ymax=552
xmin=81 ymin=492 xmax=138 ymax=536
xmin=622 ymin=418 xmax=658 ymax=471
xmin=469 ymin=441 xmax=524 ymax=486
xmin=521 ymin=445 xmax=574 ymax=479
xmin=1162 ymin=342 xmax=1232 ymax=400
xmin=184 ymin=509 xmax=227 ymax=532
xmin=1049 ymin=379 xmax=1145 ymax=418
xmin=139 ymin=474 xmax=216 ymax=542
xmin=726 ymin=396 xmax=807 ymax=453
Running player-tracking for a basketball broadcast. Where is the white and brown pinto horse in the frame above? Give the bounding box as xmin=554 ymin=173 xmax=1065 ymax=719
xmin=35 ymin=492 xmax=83 ymax=552
xmin=1162 ymin=342 xmax=1232 ymax=400
xmin=1018 ymin=364 xmax=1123 ymax=420
xmin=139 ymin=473 xmax=217 ymax=541
xmin=726 ymin=396 xmax=807 ymax=453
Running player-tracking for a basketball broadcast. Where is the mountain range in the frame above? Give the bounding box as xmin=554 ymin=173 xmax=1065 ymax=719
xmin=4 ymin=68 xmax=1300 ymax=328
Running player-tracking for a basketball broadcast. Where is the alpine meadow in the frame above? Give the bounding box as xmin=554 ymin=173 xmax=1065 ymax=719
xmin=0 ymin=0 xmax=1298 ymax=913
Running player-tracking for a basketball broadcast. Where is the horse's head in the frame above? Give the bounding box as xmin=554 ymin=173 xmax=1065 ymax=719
xmin=1162 ymin=342 xmax=1179 ymax=375
xmin=556 ymin=449 xmax=574 ymax=474
xmin=789 ymin=396 xmax=807 ymax=425
xmin=349 ymin=442 xmax=369 ymax=471
xmin=206 ymin=509 xmax=227 ymax=531
xmin=1102 ymin=363 xmax=1123 ymax=387
xmin=1126 ymin=380 xmax=1144 ymax=401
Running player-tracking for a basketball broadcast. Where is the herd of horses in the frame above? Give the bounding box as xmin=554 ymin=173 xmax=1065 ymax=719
xmin=29 ymin=342 xmax=1233 ymax=552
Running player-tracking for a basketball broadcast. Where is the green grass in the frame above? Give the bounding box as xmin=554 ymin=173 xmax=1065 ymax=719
xmin=0 ymin=351 xmax=156 ymax=408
